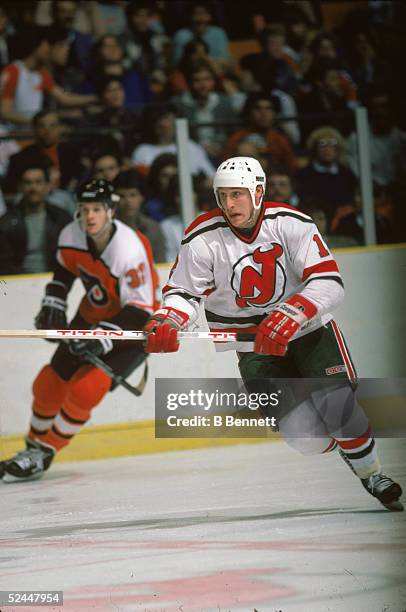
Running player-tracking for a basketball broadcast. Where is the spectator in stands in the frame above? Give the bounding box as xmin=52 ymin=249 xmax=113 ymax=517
xmin=92 ymin=152 xmax=123 ymax=184
xmin=299 ymin=197 xmax=359 ymax=248
xmin=82 ymin=33 xmax=152 ymax=112
xmin=113 ymin=169 xmax=167 ymax=263
xmin=307 ymin=32 xmax=357 ymax=103
xmin=268 ymin=166 xmax=300 ymax=207
xmin=331 ymin=185 xmax=395 ymax=245
xmin=122 ymin=2 xmax=169 ymax=73
xmin=0 ymin=164 xmax=71 ymax=274
xmin=0 ymin=125 xmax=20 ymax=180
xmin=143 ymin=153 xmax=178 ymax=221
xmin=4 ymin=111 xmax=84 ymax=194
xmin=0 ymin=6 xmax=12 ymax=72
xmin=172 ymin=61 xmax=238 ymax=161
xmin=239 ymin=24 xmax=301 ymax=97
xmin=347 ymin=87 xmax=406 ymax=188
xmin=159 ymin=174 xmax=185 ymax=263
xmin=90 ymin=77 xmax=139 ymax=158
xmin=172 ymin=2 xmax=232 ymax=69
xmin=297 ymin=58 xmax=357 ymax=139
xmin=50 ymin=1 xmax=93 ymax=72
xmin=344 ymin=30 xmax=390 ymax=100
xmin=46 ymin=27 xmax=86 ymax=105
xmin=296 ymin=126 xmax=357 ymax=220
xmin=282 ymin=5 xmax=313 ymax=77
xmin=0 ymin=25 xmax=97 ymax=126
xmin=168 ymin=38 xmax=224 ymax=96
xmin=131 ymin=104 xmax=215 ymax=177
xmin=221 ymin=92 xmax=297 ymax=172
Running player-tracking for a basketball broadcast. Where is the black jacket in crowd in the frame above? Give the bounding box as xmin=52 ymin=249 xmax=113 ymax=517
xmin=0 ymin=203 xmax=72 ymax=275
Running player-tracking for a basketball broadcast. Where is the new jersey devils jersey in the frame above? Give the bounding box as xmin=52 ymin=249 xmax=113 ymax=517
xmin=163 ymin=202 xmax=344 ymax=351
xmin=57 ymin=219 xmax=159 ymax=325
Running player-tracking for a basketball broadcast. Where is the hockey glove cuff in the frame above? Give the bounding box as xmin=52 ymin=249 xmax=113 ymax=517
xmin=255 ymin=294 xmax=317 ymax=356
xmin=35 ymin=281 xmax=68 ymax=336
xmin=143 ymin=307 xmax=189 ymax=353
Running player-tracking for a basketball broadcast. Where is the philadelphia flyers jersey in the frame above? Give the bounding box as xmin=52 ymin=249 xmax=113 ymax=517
xmin=56 ymin=219 xmax=159 ymax=325
xmin=163 ymin=202 xmax=344 ymax=352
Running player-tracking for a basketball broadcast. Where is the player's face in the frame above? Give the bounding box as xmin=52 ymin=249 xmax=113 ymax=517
xmin=79 ymin=202 xmax=110 ymax=236
xmin=218 ymin=187 xmax=258 ymax=228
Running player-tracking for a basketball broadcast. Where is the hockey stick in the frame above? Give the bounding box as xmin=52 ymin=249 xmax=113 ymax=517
xmin=0 ymin=329 xmax=256 ymax=342
xmin=80 ymin=350 xmax=148 ymax=397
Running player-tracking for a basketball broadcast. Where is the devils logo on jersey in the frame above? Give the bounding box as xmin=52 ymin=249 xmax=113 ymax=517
xmin=231 ymin=244 xmax=286 ymax=309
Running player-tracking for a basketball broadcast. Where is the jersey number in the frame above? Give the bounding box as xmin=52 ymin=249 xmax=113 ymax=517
xmin=79 ymin=268 xmax=109 ymax=307
xmin=126 ymin=263 xmax=146 ymax=288
xmin=313 ymin=234 xmax=329 ymax=258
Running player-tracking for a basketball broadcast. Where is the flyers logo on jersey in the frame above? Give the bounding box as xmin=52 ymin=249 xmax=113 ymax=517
xmin=232 ymin=244 xmax=286 ymax=309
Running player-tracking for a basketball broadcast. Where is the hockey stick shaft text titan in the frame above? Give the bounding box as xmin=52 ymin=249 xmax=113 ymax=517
xmin=0 ymin=329 xmax=255 ymax=342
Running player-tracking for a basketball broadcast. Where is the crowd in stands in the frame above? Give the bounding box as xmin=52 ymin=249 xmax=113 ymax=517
xmin=0 ymin=0 xmax=405 ymax=275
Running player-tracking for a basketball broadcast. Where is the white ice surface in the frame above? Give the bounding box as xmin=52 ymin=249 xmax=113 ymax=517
xmin=1 ymin=439 xmax=405 ymax=612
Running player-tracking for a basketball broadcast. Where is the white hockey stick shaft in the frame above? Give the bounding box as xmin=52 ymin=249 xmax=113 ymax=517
xmin=0 ymin=329 xmax=255 ymax=342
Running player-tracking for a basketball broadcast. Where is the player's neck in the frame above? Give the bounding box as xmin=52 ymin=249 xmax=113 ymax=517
xmin=90 ymin=224 xmax=114 ymax=254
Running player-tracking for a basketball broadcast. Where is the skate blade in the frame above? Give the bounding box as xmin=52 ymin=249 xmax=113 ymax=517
xmin=382 ymin=500 xmax=404 ymax=512
xmin=3 ymin=471 xmax=45 ymax=484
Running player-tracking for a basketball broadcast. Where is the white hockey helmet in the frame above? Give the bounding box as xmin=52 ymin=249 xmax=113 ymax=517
xmin=213 ymin=156 xmax=266 ymax=211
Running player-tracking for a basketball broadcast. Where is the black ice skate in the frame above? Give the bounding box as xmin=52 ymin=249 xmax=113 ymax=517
xmin=362 ymin=472 xmax=403 ymax=512
xmin=2 ymin=443 xmax=55 ymax=483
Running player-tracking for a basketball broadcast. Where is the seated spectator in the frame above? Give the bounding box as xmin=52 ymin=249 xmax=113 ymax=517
xmin=4 ymin=111 xmax=84 ymax=194
xmin=0 ymin=164 xmax=71 ymax=274
xmin=81 ymin=33 xmax=152 ymax=112
xmin=268 ymin=165 xmax=300 ymax=207
xmin=296 ymin=126 xmax=357 ymax=220
xmin=90 ymin=77 xmax=139 ymax=158
xmin=344 ymin=29 xmax=390 ymax=100
xmin=46 ymin=26 xmax=87 ymax=109
xmin=0 ymin=125 xmax=20 ymax=180
xmin=11 ymin=156 xmax=76 ymax=216
xmin=50 ymin=0 xmax=93 ymax=72
xmin=0 ymin=6 xmax=12 ymax=72
xmin=331 ymin=185 xmax=396 ymax=245
xmin=0 ymin=25 xmax=96 ymax=126
xmin=172 ymin=61 xmax=238 ymax=161
xmin=347 ymin=87 xmax=406 ymax=188
xmin=307 ymin=32 xmax=358 ymax=104
xmin=122 ymin=2 xmax=169 ymax=73
xmin=300 ymin=197 xmax=359 ymax=248
xmin=143 ymin=153 xmax=178 ymax=222
xmin=131 ymin=104 xmax=215 ymax=177
xmin=297 ymin=58 xmax=357 ymax=139
xmin=172 ymin=2 xmax=232 ymax=70
xmin=167 ymin=38 xmax=224 ymax=96
xmin=282 ymin=5 xmax=313 ymax=77
xmin=221 ymin=92 xmax=297 ymax=172
xmin=92 ymin=151 xmax=123 ymax=184
xmin=113 ymin=169 xmax=167 ymax=263
xmin=159 ymin=174 xmax=185 ymax=263
xmin=240 ymin=24 xmax=301 ymax=97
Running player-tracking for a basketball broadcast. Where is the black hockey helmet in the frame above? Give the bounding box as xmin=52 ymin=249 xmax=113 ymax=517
xmin=76 ymin=179 xmax=120 ymax=209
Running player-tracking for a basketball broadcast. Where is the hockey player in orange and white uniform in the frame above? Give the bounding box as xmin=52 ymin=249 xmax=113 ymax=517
xmin=2 ymin=179 xmax=159 ymax=482
xmin=143 ymin=157 xmax=403 ymax=511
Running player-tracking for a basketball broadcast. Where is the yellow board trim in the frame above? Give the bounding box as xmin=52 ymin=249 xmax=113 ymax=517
xmin=0 ymin=419 xmax=278 ymax=463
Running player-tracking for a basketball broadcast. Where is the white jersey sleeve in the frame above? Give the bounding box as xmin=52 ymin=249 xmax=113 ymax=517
xmin=162 ymin=236 xmax=214 ymax=324
xmin=280 ymin=215 xmax=344 ymax=314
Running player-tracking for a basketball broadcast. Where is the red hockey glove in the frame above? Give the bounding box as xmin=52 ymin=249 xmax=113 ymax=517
xmin=255 ymin=294 xmax=317 ymax=356
xmin=143 ymin=307 xmax=189 ymax=353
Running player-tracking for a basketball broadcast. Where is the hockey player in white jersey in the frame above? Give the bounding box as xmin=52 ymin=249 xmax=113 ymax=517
xmin=143 ymin=156 xmax=403 ymax=511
